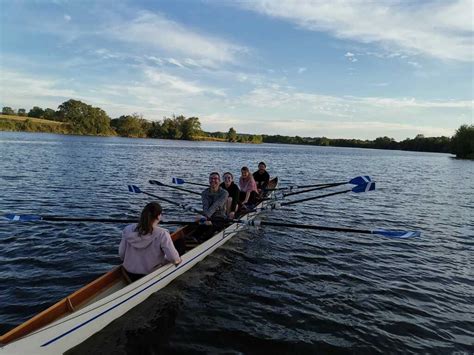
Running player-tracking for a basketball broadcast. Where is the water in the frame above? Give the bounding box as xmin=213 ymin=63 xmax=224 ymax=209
xmin=0 ymin=132 xmax=472 ymax=353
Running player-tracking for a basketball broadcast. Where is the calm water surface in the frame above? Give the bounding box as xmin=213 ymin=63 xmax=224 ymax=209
xmin=0 ymin=132 xmax=472 ymax=354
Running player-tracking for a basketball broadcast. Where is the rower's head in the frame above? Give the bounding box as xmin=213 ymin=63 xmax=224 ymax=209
xmin=209 ymin=172 xmax=221 ymax=190
xmin=223 ymin=172 xmax=233 ymax=186
xmin=137 ymin=202 xmax=162 ymax=236
xmin=241 ymin=166 xmax=250 ymax=178
xmin=258 ymin=161 xmax=266 ymax=173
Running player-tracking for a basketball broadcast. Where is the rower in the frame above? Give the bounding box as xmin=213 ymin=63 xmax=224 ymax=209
xmin=252 ymin=161 xmax=270 ymax=195
xmin=195 ymin=172 xmax=229 ymax=241
xmin=239 ymin=166 xmax=258 ymax=208
xmin=119 ymin=202 xmax=182 ymax=282
xmin=220 ymin=172 xmax=240 ymax=219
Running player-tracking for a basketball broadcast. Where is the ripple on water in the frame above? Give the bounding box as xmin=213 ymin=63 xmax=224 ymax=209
xmin=0 ymin=133 xmax=473 ymax=353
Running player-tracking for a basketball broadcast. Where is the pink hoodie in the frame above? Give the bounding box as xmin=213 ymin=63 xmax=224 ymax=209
xmin=239 ymin=176 xmax=258 ymax=193
xmin=119 ymin=224 xmax=180 ymax=275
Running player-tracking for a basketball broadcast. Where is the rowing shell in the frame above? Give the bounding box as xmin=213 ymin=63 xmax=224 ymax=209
xmin=0 ymin=178 xmax=278 ymax=354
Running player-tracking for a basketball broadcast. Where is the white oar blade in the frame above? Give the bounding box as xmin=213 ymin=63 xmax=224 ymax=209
xmin=372 ymin=229 xmax=420 ymax=238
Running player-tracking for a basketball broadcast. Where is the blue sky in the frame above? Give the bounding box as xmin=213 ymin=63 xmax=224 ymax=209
xmin=0 ymin=0 xmax=472 ymax=140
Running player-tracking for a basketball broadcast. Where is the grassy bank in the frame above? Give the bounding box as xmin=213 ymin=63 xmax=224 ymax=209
xmin=0 ymin=114 xmax=71 ymax=134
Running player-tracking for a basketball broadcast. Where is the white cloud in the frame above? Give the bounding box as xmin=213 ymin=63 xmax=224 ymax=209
xmin=240 ymin=0 xmax=474 ymax=62
xmin=106 ymin=11 xmax=248 ymax=67
xmin=64 ymin=14 xmax=71 ymax=22
xmin=143 ymin=67 xmax=226 ymax=97
xmin=297 ymin=67 xmax=307 ymax=74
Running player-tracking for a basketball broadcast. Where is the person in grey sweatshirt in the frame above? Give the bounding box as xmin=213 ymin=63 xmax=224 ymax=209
xmin=194 ymin=172 xmax=229 ymax=241
xmin=119 ymin=202 xmax=181 ymax=281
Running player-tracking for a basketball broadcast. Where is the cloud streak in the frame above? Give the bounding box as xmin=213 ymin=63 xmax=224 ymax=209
xmin=239 ymin=0 xmax=473 ymax=62
xmin=106 ymin=11 xmax=248 ymax=67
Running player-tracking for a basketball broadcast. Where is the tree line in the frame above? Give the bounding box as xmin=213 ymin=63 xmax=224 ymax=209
xmin=1 ymin=101 xmax=472 ymax=158
xmin=1 ymin=100 xmax=262 ymax=143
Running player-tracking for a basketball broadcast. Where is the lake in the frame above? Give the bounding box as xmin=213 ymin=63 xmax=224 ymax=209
xmin=0 ymin=131 xmax=472 ymax=353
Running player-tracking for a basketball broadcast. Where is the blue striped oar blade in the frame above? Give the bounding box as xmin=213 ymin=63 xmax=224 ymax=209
xmin=349 ymin=175 xmax=371 ymax=185
xmin=352 ymin=181 xmax=376 ymax=193
xmin=172 ymin=177 xmax=185 ymax=184
xmin=5 ymin=214 xmax=43 ymax=221
xmin=372 ymin=229 xmax=420 ymax=238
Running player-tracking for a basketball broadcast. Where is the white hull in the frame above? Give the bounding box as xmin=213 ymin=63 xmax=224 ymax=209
xmin=1 ymin=193 xmax=273 ymax=354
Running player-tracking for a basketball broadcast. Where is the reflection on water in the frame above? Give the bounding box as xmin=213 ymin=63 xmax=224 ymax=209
xmin=0 ymin=131 xmax=472 ymax=353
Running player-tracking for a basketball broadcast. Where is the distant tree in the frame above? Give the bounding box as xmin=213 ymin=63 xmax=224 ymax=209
xmin=43 ymin=108 xmax=57 ymax=120
xmin=17 ymin=108 xmax=26 ymax=116
xmin=57 ymin=99 xmax=111 ymax=135
xmin=2 ymin=107 xmax=15 ymax=115
xmin=28 ymin=106 xmax=44 ymax=118
xmin=181 ymin=116 xmax=202 ymax=140
xmin=111 ymin=114 xmax=147 ymax=137
xmin=251 ymin=134 xmax=263 ymax=144
xmin=451 ymin=124 xmax=474 ymax=159
xmin=227 ymin=127 xmax=237 ymax=142
xmin=161 ymin=117 xmax=182 ymax=139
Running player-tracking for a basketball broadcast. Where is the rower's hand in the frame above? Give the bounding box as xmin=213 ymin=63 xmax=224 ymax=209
xmin=174 ymin=257 xmax=182 ymax=266
xmin=228 ymin=212 xmax=235 ymax=220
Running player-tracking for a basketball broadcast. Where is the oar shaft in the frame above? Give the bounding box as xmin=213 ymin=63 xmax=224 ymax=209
xmin=283 ymin=182 xmax=345 ymax=197
xmin=281 ymin=189 xmax=351 ymax=206
xmin=185 ymin=181 xmax=208 ymax=187
xmin=258 ymin=221 xmax=372 ymax=234
xmin=140 ymin=190 xmax=178 ymax=206
xmin=267 ymin=181 xmax=347 ymax=191
xmin=150 ymin=180 xmax=201 ymax=195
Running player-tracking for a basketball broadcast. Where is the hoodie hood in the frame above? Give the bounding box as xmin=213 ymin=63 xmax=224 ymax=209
xmin=123 ymin=224 xmax=154 ymax=249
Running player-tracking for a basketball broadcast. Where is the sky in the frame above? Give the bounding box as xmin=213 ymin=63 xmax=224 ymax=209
xmin=0 ymin=0 xmax=473 ymax=140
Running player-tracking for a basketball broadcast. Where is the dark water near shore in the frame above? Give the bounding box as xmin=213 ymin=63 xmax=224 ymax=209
xmin=0 ymin=131 xmax=473 ymax=354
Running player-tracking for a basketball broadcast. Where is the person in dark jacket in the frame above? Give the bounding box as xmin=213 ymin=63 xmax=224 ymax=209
xmin=253 ymin=161 xmax=270 ymax=194
xmin=220 ymin=172 xmax=240 ymax=219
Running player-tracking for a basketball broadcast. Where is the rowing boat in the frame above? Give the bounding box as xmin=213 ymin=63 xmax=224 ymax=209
xmin=0 ymin=178 xmax=278 ymax=354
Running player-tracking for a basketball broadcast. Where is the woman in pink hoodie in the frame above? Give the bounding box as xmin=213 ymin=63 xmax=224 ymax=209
xmin=119 ymin=202 xmax=181 ymax=282
xmin=239 ymin=166 xmax=258 ymax=207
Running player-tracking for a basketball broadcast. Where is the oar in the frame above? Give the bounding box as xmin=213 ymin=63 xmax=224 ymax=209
xmin=267 ymin=175 xmax=372 ymax=192
xmin=172 ymin=177 xmax=208 ymax=188
xmin=128 ymin=185 xmax=203 ymax=213
xmin=280 ymin=181 xmax=375 ymax=207
xmin=3 ymin=214 xmax=193 ymax=225
xmin=282 ymin=182 xmax=346 ymax=197
xmin=239 ymin=220 xmax=420 ymax=238
xmin=149 ymin=180 xmax=201 ymax=196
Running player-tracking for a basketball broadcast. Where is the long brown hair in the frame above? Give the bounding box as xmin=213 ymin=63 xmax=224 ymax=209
xmin=136 ymin=202 xmax=162 ymax=236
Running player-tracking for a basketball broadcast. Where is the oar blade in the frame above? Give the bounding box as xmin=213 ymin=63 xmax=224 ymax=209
xmin=128 ymin=185 xmax=142 ymax=193
xmin=372 ymin=229 xmax=420 ymax=238
xmin=172 ymin=177 xmax=185 ymax=185
xmin=4 ymin=214 xmax=42 ymax=221
xmin=349 ymin=175 xmax=371 ymax=185
xmin=352 ymin=181 xmax=376 ymax=193
xmin=149 ymin=180 xmax=164 ymax=186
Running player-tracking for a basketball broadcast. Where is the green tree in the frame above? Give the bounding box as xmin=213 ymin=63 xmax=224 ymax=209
xmin=181 ymin=116 xmax=202 ymax=140
xmin=111 ymin=114 xmax=147 ymax=137
xmin=57 ymin=99 xmax=111 ymax=135
xmin=17 ymin=108 xmax=26 ymax=116
xmin=161 ymin=117 xmax=182 ymax=139
xmin=28 ymin=106 xmax=44 ymax=118
xmin=451 ymin=124 xmax=474 ymax=159
xmin=43 ymin=108 xmax=57 ymax=120
xmin=227 ymin=127 xmax=237 ymax=142
xmin=2 ymin=107 xmax=15 ymax=115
